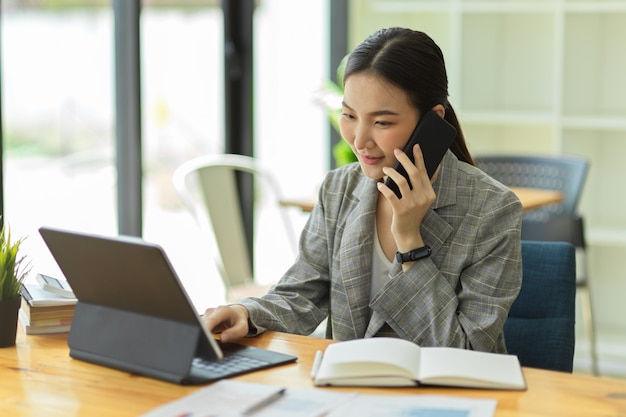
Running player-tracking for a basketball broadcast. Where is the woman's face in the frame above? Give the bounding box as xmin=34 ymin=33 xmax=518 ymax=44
xmin=340 ymin=72 xmax=419 ymax=180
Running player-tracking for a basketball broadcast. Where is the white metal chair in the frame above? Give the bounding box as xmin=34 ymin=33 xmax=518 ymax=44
xmin=173 ymin=154 xmax=298 ymax=303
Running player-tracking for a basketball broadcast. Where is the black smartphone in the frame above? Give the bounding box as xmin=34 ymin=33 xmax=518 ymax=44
xmin=384 ymin=110 xmax=456 ymax=198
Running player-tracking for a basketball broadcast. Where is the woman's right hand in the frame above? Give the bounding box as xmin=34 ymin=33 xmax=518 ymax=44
xmin=202 ymin=304 xmax=250 ymax=343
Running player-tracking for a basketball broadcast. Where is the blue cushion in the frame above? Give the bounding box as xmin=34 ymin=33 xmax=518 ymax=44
xmin=504 ymin=241 xmax=576 ymax=372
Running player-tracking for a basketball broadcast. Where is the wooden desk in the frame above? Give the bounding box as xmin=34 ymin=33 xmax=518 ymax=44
xmin=281 ymin=187 xmax=563 ymax=213
xmin=509 ymin=186 xmax=564 ymax=212
xmin=2 ymin=329 xmax=625 ymax=416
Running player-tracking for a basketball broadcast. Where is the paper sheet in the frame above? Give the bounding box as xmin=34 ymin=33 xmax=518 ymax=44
xmin=141 ymin=380 xmax=496 ymax=417
xmin=139 ymin=380 xmax=355 ymax=417
xmin=324 ymin=394 xmax=497 ymax=417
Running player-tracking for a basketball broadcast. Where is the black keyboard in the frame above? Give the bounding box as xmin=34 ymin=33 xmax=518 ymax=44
xmin=192 ymin=354 xmax=271 ymax=378
xmin=185 ymin=342 xmax=297 ymax=383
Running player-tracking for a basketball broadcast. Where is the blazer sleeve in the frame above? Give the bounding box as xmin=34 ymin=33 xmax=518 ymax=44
xmin=239 ymin=174 xmax=339 ymax=336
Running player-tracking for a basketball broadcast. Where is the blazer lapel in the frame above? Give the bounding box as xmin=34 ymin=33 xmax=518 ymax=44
xmin=335 ymin=178 xmax=378 ymax=339
xmin=334 ymin=153 xmax=459 ymax=339
xmin=365 ymin=153 xmax=459 ymax=338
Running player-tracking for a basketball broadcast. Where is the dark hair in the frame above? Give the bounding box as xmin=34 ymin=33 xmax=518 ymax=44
xmin=344 ymin=27 xmax=474 ymax=165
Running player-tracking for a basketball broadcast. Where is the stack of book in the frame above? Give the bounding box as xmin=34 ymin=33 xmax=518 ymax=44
xmin=19 ymin=282 xmax=77 ymax=334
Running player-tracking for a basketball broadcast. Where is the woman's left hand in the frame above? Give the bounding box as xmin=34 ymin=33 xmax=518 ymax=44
xmin=377 ymin=144 xmax=437 ymax=251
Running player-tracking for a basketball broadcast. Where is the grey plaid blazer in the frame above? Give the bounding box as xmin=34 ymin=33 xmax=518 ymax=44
xmin=240 ymin=151 xmax=523 ymax=353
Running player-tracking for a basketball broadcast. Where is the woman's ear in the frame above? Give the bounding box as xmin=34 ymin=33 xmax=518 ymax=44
xmin=431 ymin=104 xmax=445 ymax=119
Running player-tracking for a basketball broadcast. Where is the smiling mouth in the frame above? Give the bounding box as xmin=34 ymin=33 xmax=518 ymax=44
xmin=359 ymin=154 xmax=383 ymax=165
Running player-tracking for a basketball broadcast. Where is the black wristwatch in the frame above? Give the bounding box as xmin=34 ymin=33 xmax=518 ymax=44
xmin=395 ymin=245 xmax=432 ymax=263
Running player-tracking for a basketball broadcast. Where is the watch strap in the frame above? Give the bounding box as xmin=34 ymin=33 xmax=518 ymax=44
xmin=395 ymin=245 xmax=432 ymax=263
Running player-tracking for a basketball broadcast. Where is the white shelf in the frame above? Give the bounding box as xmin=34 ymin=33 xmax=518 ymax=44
xmin=367 ymin=1 xmax=457 ymax=13
xmin=461 ymin=111 xmax=555 ymax=126
xmin=461 ymin=2 xmax=558 ymax=13
xmin=349 ymin=0 xmax=626 ymax=227
xmin=367 ymin=0 xmax=626 ymax=13
xmin=587 ymin=228 xmax=626 ymax=247
xmin=562 ymin=116 xmax=626 ymax=131
xmin=565 ymin=1 xmax=626 ymax=13
xmin=349 ymin=0 xmax=626 ymax=342
xmin=459 ymin=12 xmax=556 ymax=113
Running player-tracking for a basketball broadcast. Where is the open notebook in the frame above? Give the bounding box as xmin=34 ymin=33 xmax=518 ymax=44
xmin=38 ymin=226 xmax=296 ymax=385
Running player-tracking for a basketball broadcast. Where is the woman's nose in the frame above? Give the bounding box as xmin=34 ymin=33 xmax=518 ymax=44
xmin=353 ymin=126 xmax=374 ymax=150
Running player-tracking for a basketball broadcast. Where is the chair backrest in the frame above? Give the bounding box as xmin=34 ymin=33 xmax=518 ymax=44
xmin=173 ymin=154 xmax=297 ymax=291
xmin=521 ymin=214 xmax=585 ymax=247
xmin=504 ymin=241 xmax=576 ymax=372
xmin=474 ymin=155 xmax=589 ymax=220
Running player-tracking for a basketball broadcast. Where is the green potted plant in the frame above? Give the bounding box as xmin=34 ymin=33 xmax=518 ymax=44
xmin=316 ymin=56 xmax=358 ymax=167
xmin=0 ymin=221 xmax=30 ymax=347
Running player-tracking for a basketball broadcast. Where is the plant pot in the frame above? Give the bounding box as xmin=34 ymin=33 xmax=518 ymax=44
xmin=0 ymin=296 xmax=21 ymax=348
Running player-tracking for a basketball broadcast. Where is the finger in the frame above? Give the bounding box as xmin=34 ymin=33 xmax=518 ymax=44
xmin=411 ymin=144 xmax=427 ymax=174
xmin=394 ymin=147 xmax=415 ymax=171
xmin=406 ymin=145 xmax=434 ymax=190
xmin=382 ymin=165 xmax=411 ymax=199
xmin=202 ymin=306 xmax=231 ymax=333
xmin=392 ymin=148 xmax=421 ymax=193
xmin=377 ymin=178 xmax=398 ymax=200
xmin=394 ymin=147 xmax=426 ymax=182
xmin=218 ymin=322 xmax=248 ymax=343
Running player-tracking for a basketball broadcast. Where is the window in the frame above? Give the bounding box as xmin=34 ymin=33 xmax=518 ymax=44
xmin=2 ymin=0 xmax=326 ymax=310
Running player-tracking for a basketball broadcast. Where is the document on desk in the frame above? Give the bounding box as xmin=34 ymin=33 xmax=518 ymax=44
xmin=139 ymin=379 xmax=355 ymax=417
xmin=325 ymin=394 xmax=497 ymax=417
xmin=141 ymin=379 xmax=496 ymax=417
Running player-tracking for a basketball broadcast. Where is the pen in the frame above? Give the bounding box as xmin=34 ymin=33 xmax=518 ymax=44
xmin=310 ymin=349 xmax=323 ymax=379
xmin=241 ymin=388 xmax=286 ymax=415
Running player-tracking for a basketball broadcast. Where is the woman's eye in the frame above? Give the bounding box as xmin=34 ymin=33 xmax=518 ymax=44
xmin=341 ymin=112 xmax=355 ymax=120
xmin=375 ymin=120 xmax=392 ymax=127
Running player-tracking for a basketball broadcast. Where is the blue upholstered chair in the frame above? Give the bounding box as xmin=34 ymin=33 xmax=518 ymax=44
xmin=477 ymin=155 xmax=597 ymax=374
xmin=521 ymin=214 xmax=598 ymax=374
xmin=504 ymin=241 xmax=576 ymax=372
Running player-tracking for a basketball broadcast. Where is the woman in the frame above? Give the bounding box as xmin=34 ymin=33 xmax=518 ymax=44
xmin=204 ymin=28 xmax=522 ymax=353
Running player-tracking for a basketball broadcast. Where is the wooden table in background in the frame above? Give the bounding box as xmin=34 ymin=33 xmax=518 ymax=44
xmin=509 ymin=186 xmax=564 ymax=211
xmin=1 ymin=328 xmax=626 ymax=416
xmin=281 ymin=186 xmax=564 ymax=213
